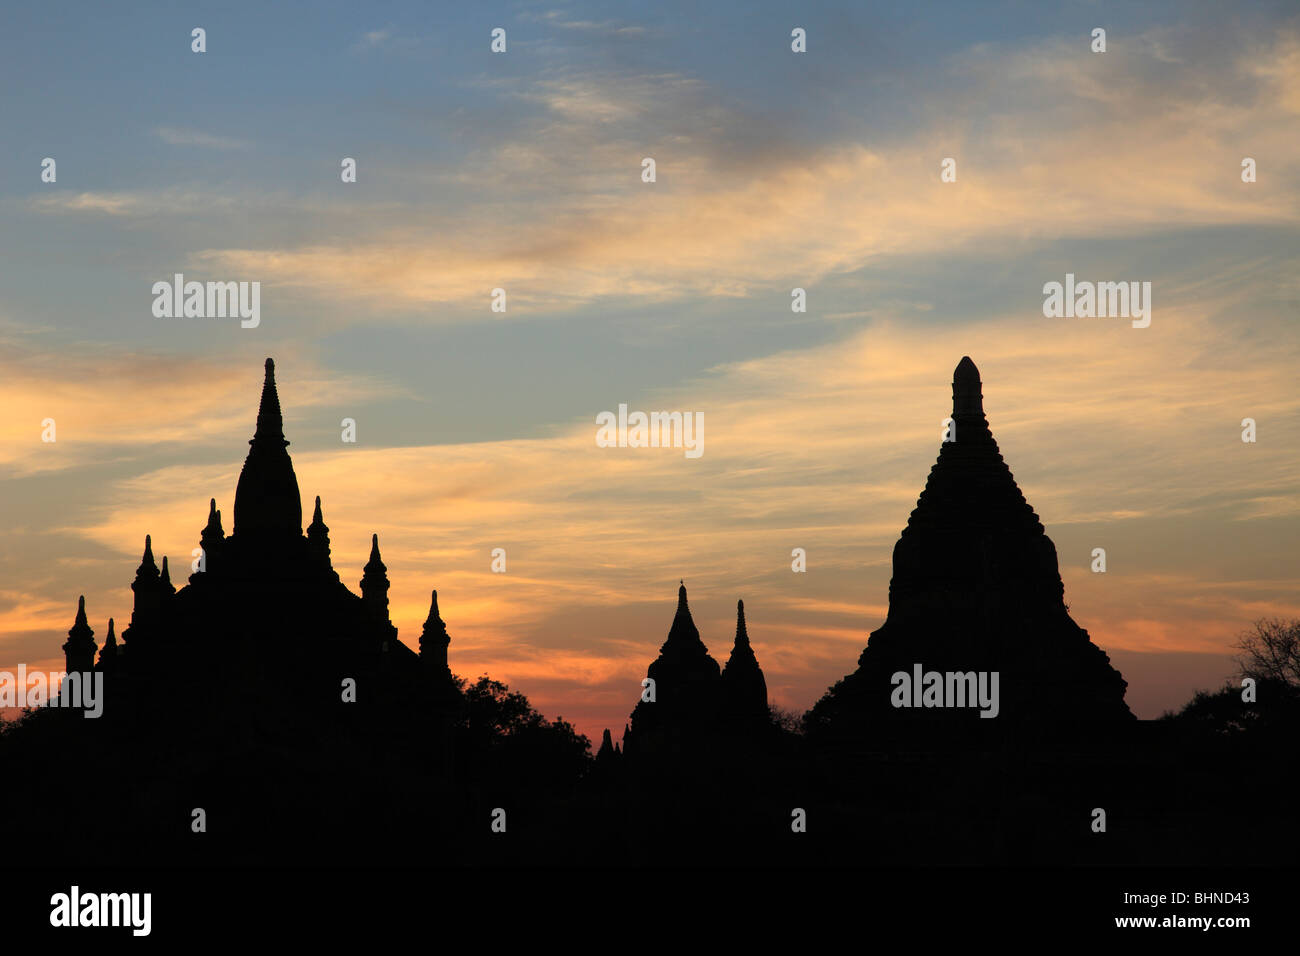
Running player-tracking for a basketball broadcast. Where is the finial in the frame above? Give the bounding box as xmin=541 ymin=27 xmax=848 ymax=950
xmin=136 ymin=535 xmax=160 ymax=577
xmin=76 ymin=594 xmax=87 ymax=624
xmin=307 ymin=496 xmax=327 ymax=535
xmin=363 ymin=533 xmax=387 ymax=578
xmin=735 ymin=599 xmax=751 ymax=647
xmin=202 ymin=497 xmax=224 ymax=539
xmin=100 ymin=617 xmax=118 ymax=663
xmin=251 ymin=357 xmax=287 ymax=447
xmin=422 ymin=590 xmax=446 ymax=631
xmin=952 ymin=356 xmax=983 ymax=417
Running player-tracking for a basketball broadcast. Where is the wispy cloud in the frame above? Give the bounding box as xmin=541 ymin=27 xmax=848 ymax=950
xmin=349 ymin=26 xmax=420 ymax=55
xmin=0 ymin=339 xmax=397 ymax=477
xmin=189 ymin=29 xmax=1300 ymax=314
xmin=155 ymin=126 xmax=252 ymax=150
xmin=27 ymin=191 xmax=140 ymax=215
xmin=522 ymin=10 xmax=651 ymax=38
xmin=27 ymin=188 xmax=237 ymax=217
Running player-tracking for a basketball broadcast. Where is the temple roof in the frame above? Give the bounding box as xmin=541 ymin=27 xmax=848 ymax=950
xmin=898 ymin=357 xmax=1045 ymax=541
xmin=662 ymin=581 xmax=704 ymax=651
xmin=645 ymin=582 xmax=721 ymax=690
xmin=233 ymin=358 xmax=303 ymax=538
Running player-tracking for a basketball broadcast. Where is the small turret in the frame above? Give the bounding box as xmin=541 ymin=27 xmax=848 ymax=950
xmin=952 ymin=355 xmax=984 ymax=419
xmin=360 ymin=534 xmax=397 ymax=651
xmin=307 ymin=496 xmax=338 ymax=580
xmin=123 ymin=535 xmax=162 ymax=647
xmin=160 ymin=556 xmax=176 ymax=597
xmin=360 ymin=534 xmax=390 ymax=621
xmin=193 ymin=498 xmax=224 ymax=581
xmin=721 ymin=599 xmax=769 ymax=723
xmin=595 ymin=728 xmax=620 ymax=765
xmin=418 ymin=590 xmax=452 ymax=683
xmin=62 ymin=596 xmax=97 ymax=674
xmin=98 ymin=617 xmax=118 ymax=669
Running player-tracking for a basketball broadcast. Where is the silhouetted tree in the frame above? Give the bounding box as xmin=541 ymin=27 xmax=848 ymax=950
xmin=769 ymin=704 xmax=804 ymax=735
xmin=453 ymin=674 xmax=592 ymax=788
xmin=1160 ymin=686 xmax=1258 ymax=734
xmin=1234 ymin=618 xmax=1300 ymax=687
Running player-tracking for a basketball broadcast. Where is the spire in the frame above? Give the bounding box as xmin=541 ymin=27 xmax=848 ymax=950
xmin=138 ymin=535 xmax=158 ymax=577
xmin=596 ymin=728 xmax=617 ymax=762
xmin=132 ymin=535 xmax=160 ymax=588
xmin=306 ymin=496 xmax=336 ymax=578
xmin=124 ymin=535 xmax=164 ymax=647
xmin=360 ymin=534 xmax=392 ymax=625
xmin=664 ymin=580 xmax=703 ymax=649
xmin=233 ymin=357 xmax=303 ymax=538
xmin=722 ymin=599 xmax=768 ymax=721
xmin=419 ymin=589 xmax=452 ymax=682
xmin=160 ymin=556 xmax=175 ymax=595
xmin=99 ymin=617 xmax=118 ymax=667
xmin=62 ymin=595 xmax=97 ymax=673
xmin=897 ymin=356 xmax=1047 ymax=545
xmin=726 ymin=600 xmax=758 ymax=666
xmin=196 ymin=498 xmax=224 ymax=581
xmin=202 ymin=498 xmax=224 ymax=538
xmin=254 ymin=357 xmax=286 ymax=446
xmin=952 ymin=355 xmax=983 ymax=418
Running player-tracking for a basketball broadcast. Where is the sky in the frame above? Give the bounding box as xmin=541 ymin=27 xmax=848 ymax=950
xmin=1 ymin=1 xmax=1297 ymax=744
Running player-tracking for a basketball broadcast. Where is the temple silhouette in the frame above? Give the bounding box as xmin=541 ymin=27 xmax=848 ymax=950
xmin=62 ymin=358 xmax=454 ymax=709
xmin=808 ymin=357 xmax=1132 ymax=743
xmin=620 ymin=588 xmax=773 ymax=760
xmin=9 ymin=355 xmax=1293 ymax=869
xmin=22 ymin=358 xmax=501 ymax=866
